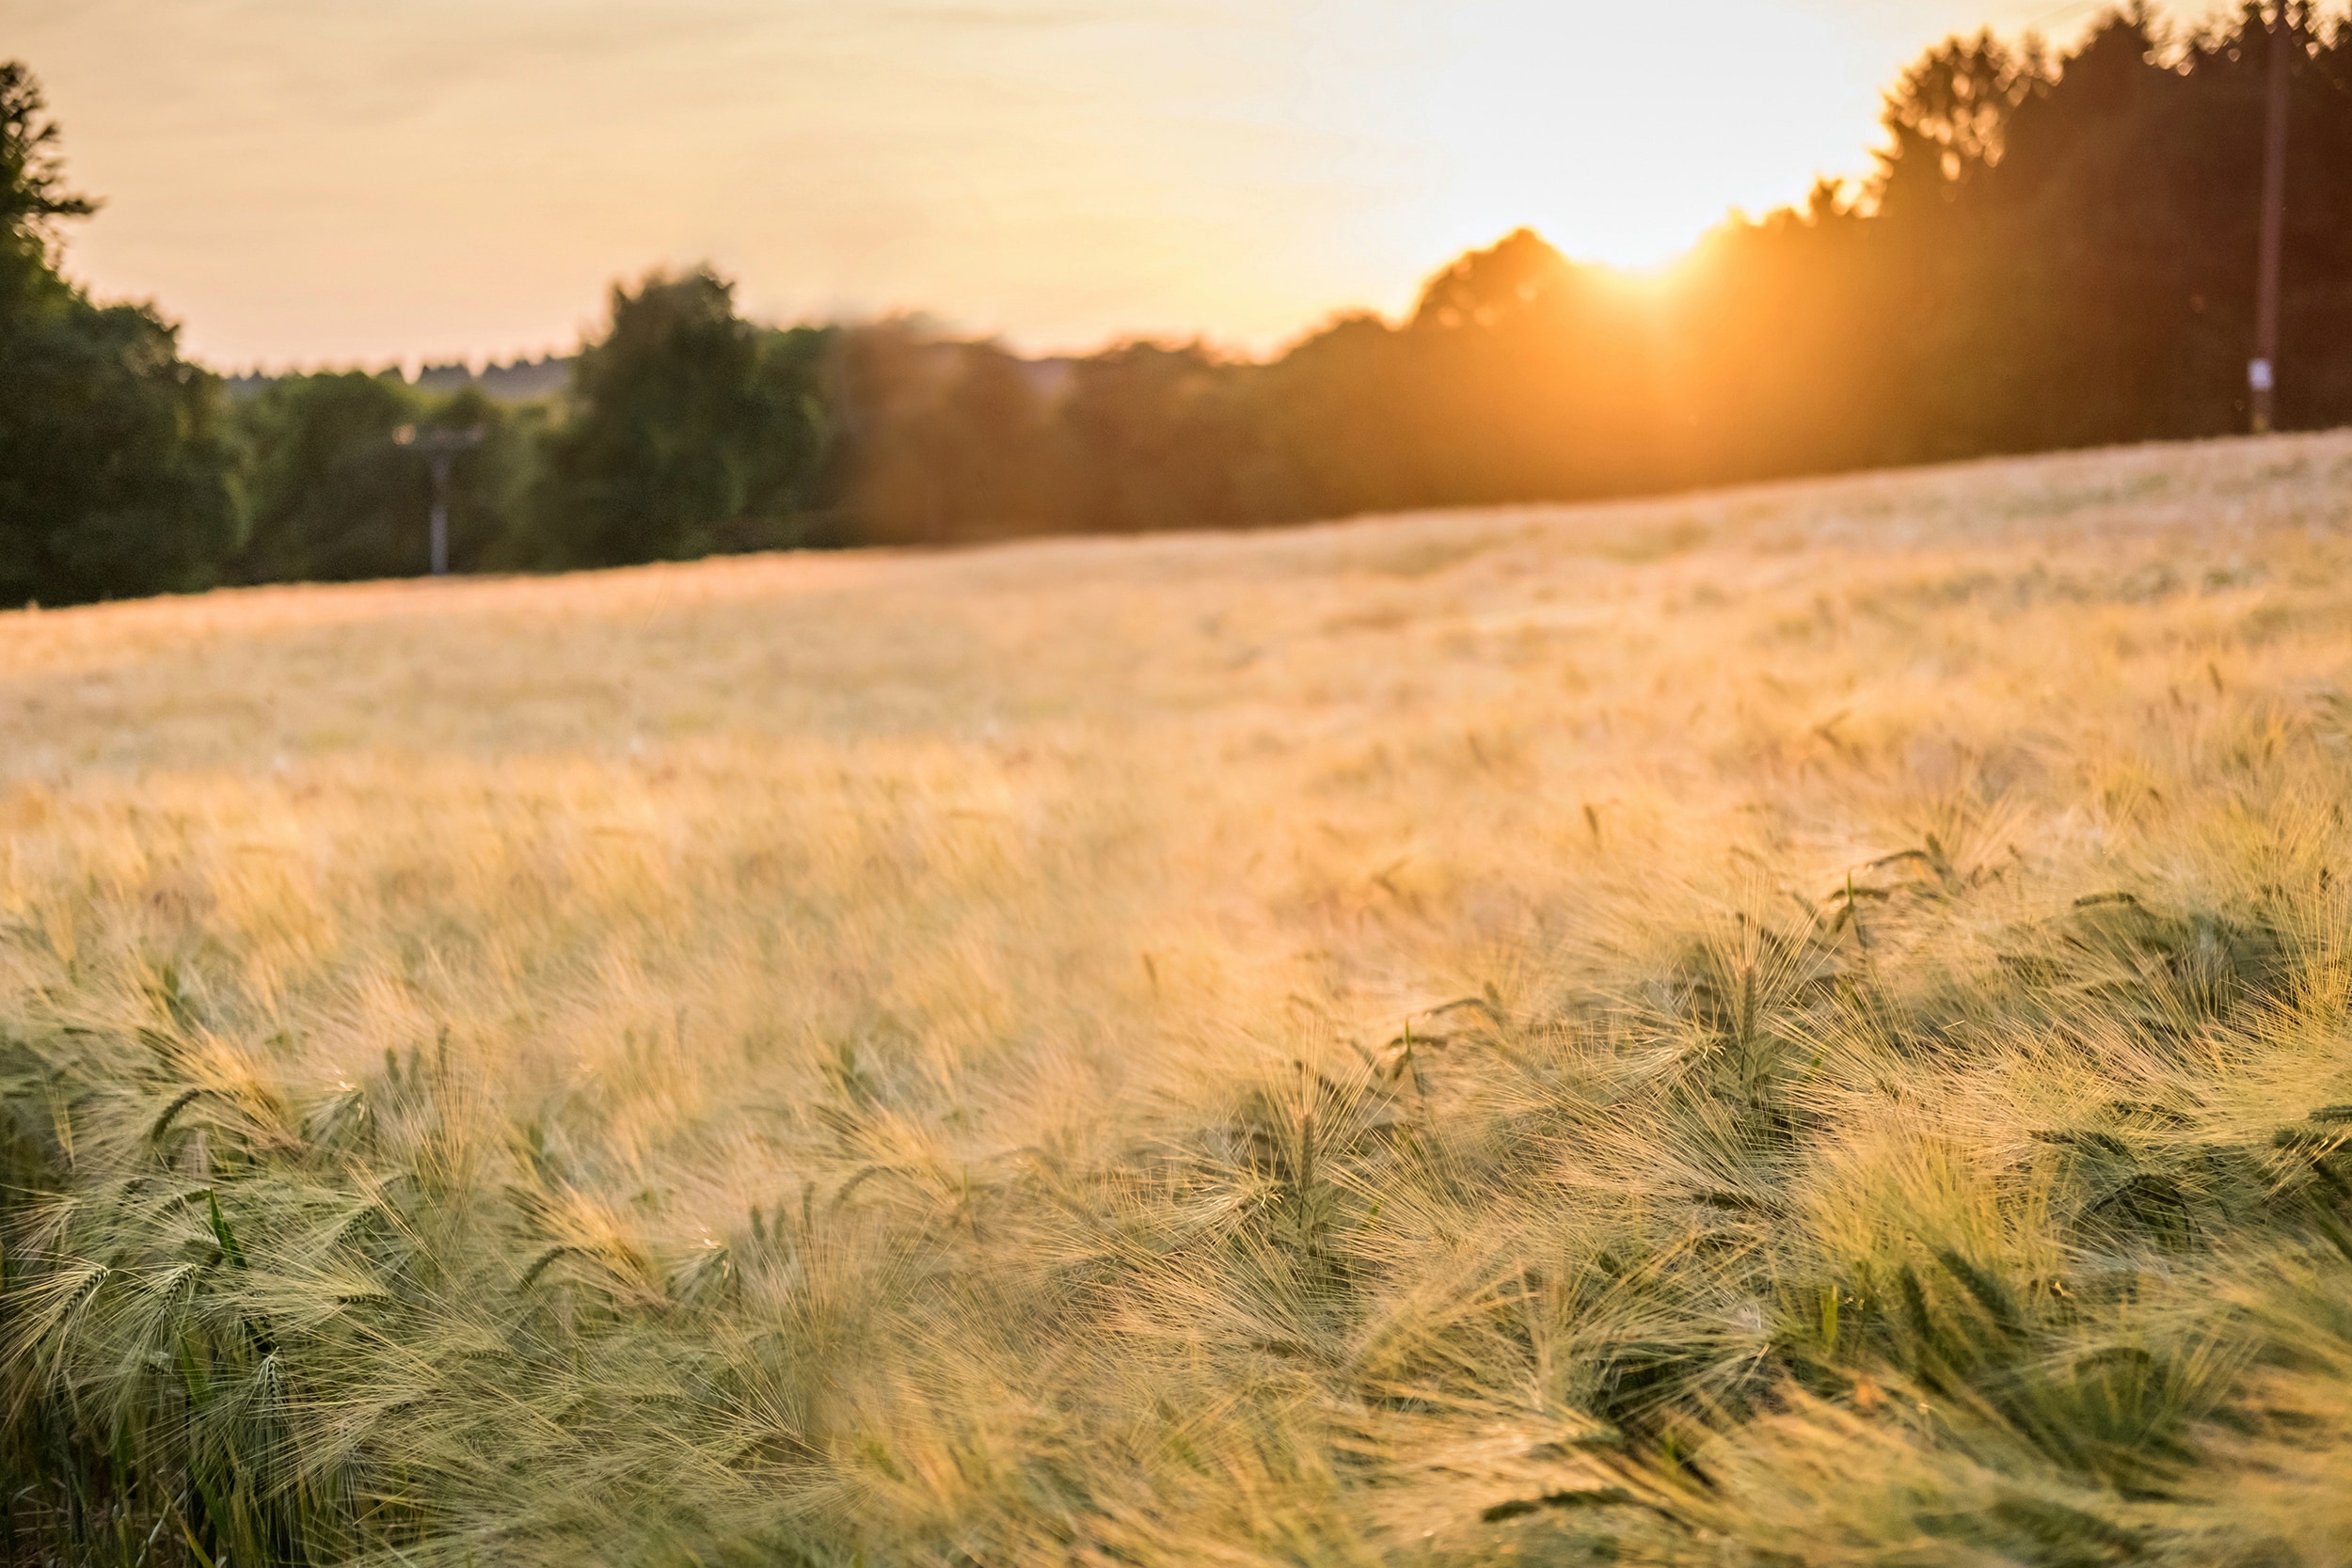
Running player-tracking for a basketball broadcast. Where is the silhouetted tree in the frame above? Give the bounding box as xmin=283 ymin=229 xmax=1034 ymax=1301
xmin=535 ymin=270 xmax=832 ymax=566
xmin=830 ymin=325 xmax=1067 ymax=544
xmin=0 ymin=62 xmax=236 ymax=608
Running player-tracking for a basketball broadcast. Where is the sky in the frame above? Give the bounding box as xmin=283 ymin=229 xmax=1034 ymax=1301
xmin=4 ymin=0 xmax=2206 ymax=372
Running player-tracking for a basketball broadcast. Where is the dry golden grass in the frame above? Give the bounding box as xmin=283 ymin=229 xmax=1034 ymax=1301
xmin=8 ymin=431 xmax=2352 ymax=1566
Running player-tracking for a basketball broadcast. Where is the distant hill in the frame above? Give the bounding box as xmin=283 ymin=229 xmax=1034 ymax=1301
xmin=223 ymin=355 xmax=574 ymax=404
xmin=416 ymin=356 xmax=572 ymax=403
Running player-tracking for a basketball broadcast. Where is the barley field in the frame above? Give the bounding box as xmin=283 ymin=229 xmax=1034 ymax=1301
xmin=8 ymin=433 xmax=2352 ymax=1568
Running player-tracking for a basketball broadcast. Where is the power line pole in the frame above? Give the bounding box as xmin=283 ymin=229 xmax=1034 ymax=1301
xmin=393 ymin=424 xmax=485 ymax=576
xmin=2249 ymin=3 xmax=2293 ymax=434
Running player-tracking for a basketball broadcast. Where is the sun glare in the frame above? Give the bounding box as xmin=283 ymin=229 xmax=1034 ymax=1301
xmin=1407 ymin=0 xmax=1872 ymax=270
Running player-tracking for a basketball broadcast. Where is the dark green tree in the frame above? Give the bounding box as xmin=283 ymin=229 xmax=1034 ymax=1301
xmin=0 ymin=61 xmax=237 ymax=608
xmin=535 ymin=269 xmax=833 ymax=566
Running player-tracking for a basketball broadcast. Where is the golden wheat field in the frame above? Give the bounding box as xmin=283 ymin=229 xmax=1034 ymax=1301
xmin=8 ymin=432 xmax=2352 ymax=1567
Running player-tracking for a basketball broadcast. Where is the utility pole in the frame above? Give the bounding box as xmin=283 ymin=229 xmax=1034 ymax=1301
xmin=2249 ymin=3 xmax=2293 ymax=434
xmin=393 ymin=424 xmax=485 ymax=576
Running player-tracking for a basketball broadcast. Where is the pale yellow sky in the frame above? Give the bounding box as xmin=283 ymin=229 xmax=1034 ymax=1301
xmin=4 ymin=0 xmax=2194 ymax=371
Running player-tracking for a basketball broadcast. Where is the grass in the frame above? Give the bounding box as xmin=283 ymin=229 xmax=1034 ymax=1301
xmin=7 ymin=430 xmax=2352 ymax=1566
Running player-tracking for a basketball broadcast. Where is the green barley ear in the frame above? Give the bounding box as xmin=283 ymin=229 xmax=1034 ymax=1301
xmin=205 ymin=1192 xmax=244 ymax=1269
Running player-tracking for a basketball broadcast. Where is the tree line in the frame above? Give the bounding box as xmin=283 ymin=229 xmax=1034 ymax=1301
xmin=5 ymin=6 xmax=2349 ymax=606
